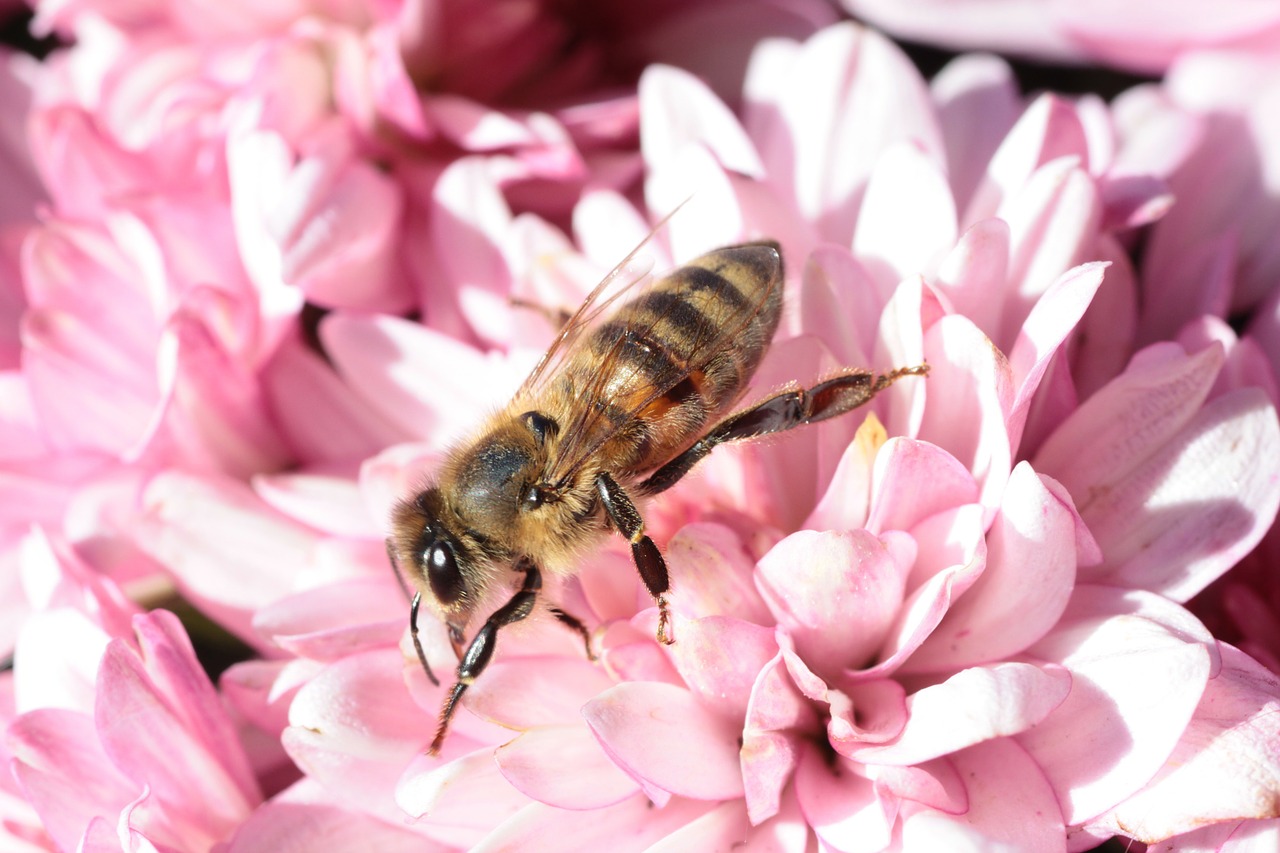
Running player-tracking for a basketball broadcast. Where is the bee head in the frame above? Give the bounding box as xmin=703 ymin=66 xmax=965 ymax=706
xmin=389 ymin=487 xmax=477 ymax=622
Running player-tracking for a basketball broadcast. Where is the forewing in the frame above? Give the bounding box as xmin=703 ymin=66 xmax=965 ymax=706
xmin=546 ymin=251 xmax=781 ymax=485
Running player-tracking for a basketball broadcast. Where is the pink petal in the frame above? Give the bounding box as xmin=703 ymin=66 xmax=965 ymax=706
xmin=136 ymin=472 xmax=317 ymax=643
xmin=471 ymin=795 xmax=715 ymax=853
xmin=999 ymin=159 xmax=1102 ymax=346
xmin=900 ymin=738 xmax=1064 ymax=851
xmin=464 ymin=656 xmax=614 ymax=732
xmin=756 ymin=530 xmax=908 ymax=675
xmin=1087 ymin=645 xmax=1280 ymax=842
xmin=321 ymin=312 xmax=524 ymax=449
xmin=1066 ymin=236 xmax=1139 ymax=403
xmin=664 ymin=523 xmax=772 ymax=626
xmin=825 ymin=677 xmax=908 ymax=753
xmin=794 ymin=745 xmax=891 ymax=853
xmin=1037 ymin=344 xmax=1280 ymax=600
xmin=863 ymin=437 xmax=980 ymax=535
xmin=932 ymin=54 xmax=1020 ymax=216
xmin=284 ymin=650 xmax=443 ymax=823
xmin=7 ymin=708 xmax=134 ymax=852
xmin=1006 ymin=262 xmax=1107 ymax=448
xmin=741 ymin=652 xmax=820 ymax=824
xmin=748 ymin=22 xmax=942 ymax=243
xmin=253 ymin=468 xmax=377 ymax=538
xmin=916 ymin=316 xmax=1015 ymax=508
xmin=965 ymin=94 xmax=1090 ymax=224
xmin=252 ymin=579 xmax=404 ymax=661
xmin=666 ymin=615 xmax=776 ymax=714
xmin=1018 ymin=586 xmax=1214 ymax=824
xmin=907 ymin=462 xmax=1078 ymax=670
xmin=853 ymin=144 xmax=957 ymax=290
xmin=583 ymin=682 xmax=745 ymax=802
xmin=396 ymin=750 xmax=530 ymax=846
xmin=639 ymin=65 xmax=763 ymax=179
xmin=225 ymin=797 xmax=437 ymax=853
xmin=798 ymin=245 xmax=882 ymax=368
xmin=260 ymin=336 xmax=406 ymax=463
xmin=846 ymin=663 xmax=1070 ymax=765
xmin=932 ymin=217 xmax=1012 ymax=339
xmin=495 ymin=725 xmax=639 ymax=809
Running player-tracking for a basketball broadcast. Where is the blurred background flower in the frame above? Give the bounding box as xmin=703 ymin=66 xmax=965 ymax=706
xmin=0 ymin=0 xmax=1278 ymax=851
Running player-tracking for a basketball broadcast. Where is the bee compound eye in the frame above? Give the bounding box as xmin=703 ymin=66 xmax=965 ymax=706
xmin=425 ymin=539 xmax=465 ymax=605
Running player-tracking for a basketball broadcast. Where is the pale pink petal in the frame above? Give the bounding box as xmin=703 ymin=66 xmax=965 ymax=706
xmin=932 ymin=218 xmax=1012 ymax=339
xmin=253 ymin=468 xmax=377 ymax=538
xmin=794 ymin=745 xmax=891 ymax=853
xmin=7 ymin=708 xmax=134 ymax=852
xmin=900 ymin=738 xmax=1064 ymax=851
xmin=853 ymin=144 xmax=957 ymax=290
xmin=1087 ymin=645 xmax=1280 ymax=842
xmin=225 ymin=797 xmax=439 ymax=853
xmin=464 ymin=656 xmax=614 ymax=732
xmin=135 ymin=472 xmax=316 ymax=643
xmin=932 ymin=54 xmax=1021 ymax=216
xmin=857 ymin=533 xmax=984 ymax=680
xmin=964 ymin=94 xmax=1090 ymax=222
xmin=846 ymin=663 xmax=1070 ymax=765
xmin=664 ymin=523 xmax=772 ymax=626
xmin=908 ymin=463 xmax=1078 ymax=670
xmin=583 ymin=682 xmax=744 ymax=803
xmin=746 ymin=22 xmax=943 ymax=244
xmin=1018 ymin=586 xmax=1215 ymax=824
xmin=1038 ymin=344 xmax=1280 ymax=600
xmin=872 ymin=759 xmax=966 ymax=814
xmin=284 ymin=650 xmax=441 ymax=824
xmin=252 ymin=578 xmax=403 ymax=661
xmin=321 ymin=312 xmax=525 ymax=450
xmin=261 ymin=336 xmax=407 ymax=463
xmin=1006 ymin=262 xmax=1107 ymax=448
xmin=917 ymin=316 xmax=1014 ymax=508
xmin=495 ymin=725 xmax=639 ymax=809
xmin=666 ymin=615 xmax=776 ymax=714
xmin=997 ymin=160 xmax=1102 ymax=348
xmin=471 ymin=796 xmax=715 ymax=853
xmin=756 ymin=530 xmax=907 ymax=675
xmin=741 ymin=652 xmax=820 ymax=824
xmin=639 ymin=65 xmax=763 ymax=179
xmin=803 ymin=417 xmax=882 ymax=533
xmin=428 ymin=157 xmax=516 ymax=348
xmin=396 ymin=750 xmax=530 ymax=846
xmin=863 ymin=438 xmax=980 ymax=536
xmin=797 ymin=244 xmax=882 ymax=366
xmin=1149 ymin=819 xmax=1280 ymax=853
xmin=825 ymin=677 xmax=908 ymax=753
xmin=1067 ymin=236 xmax=1139 ymax=402
xmin=642 ymin=799 xmax=753 ymax=853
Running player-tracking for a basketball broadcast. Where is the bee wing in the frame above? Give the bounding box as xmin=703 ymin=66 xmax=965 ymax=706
xmin=515 ymin=249 xmax=656 ymax=401
xmin=546 ymin=246 xmax=781 ymax=487
xmin=515 ymin=203 xmax=691 ymax=401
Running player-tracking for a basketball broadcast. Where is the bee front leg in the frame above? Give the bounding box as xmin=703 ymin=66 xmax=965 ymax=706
xmin=595 ymin=472 xmax=673 ymax=645
xmin=387 ymin=538 xmax=440 ymax=687
xmin=428 ymin=560 xmax=542 ymax=756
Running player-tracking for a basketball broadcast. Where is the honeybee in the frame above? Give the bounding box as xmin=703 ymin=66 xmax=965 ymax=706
xmin=387 ymin=239 xmax=927 ymax=754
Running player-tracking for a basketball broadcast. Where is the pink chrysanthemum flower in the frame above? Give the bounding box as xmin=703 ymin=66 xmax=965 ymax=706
xmin=2 ymin=8 xmax=1279 ymax=851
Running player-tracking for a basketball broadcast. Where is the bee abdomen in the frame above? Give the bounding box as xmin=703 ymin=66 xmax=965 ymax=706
xmin=574 ymin=243 xmax=784 ymax=469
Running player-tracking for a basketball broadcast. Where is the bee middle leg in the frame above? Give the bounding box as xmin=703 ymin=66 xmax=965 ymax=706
xmin=596 ymin=472 xmax=674 ymax=645
xmin=428 ymin=559 xmax=543 ymax=755
xmin=639 ymin=364 xmax=928 ymax=496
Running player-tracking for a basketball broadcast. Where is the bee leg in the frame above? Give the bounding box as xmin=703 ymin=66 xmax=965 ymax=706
xmin=596 ymin=472 xmax=674 ymax=645
xmin=548 ymin=607 xmax=597 ymax=661
xmin=428 ymin=561 xmax=543 ymax=756
xmin=640 ymin=364 xmax=929 ymax=496
xmin=387 ymin=538 xmax=440 ymax=687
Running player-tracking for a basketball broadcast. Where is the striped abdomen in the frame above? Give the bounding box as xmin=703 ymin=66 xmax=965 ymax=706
xmin=556 ymin=242 xmax=784 ymax=475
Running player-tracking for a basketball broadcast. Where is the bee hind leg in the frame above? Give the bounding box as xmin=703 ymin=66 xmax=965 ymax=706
xmin=548 ymin=607 xmax=597 ymax=661
xmin=595 ymin=472 xmax=674 ymax=645
xmin=639 ymin=364 xmax=929 ymax=496
xmin=428 ymin=559 xmax=543 ymax=755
